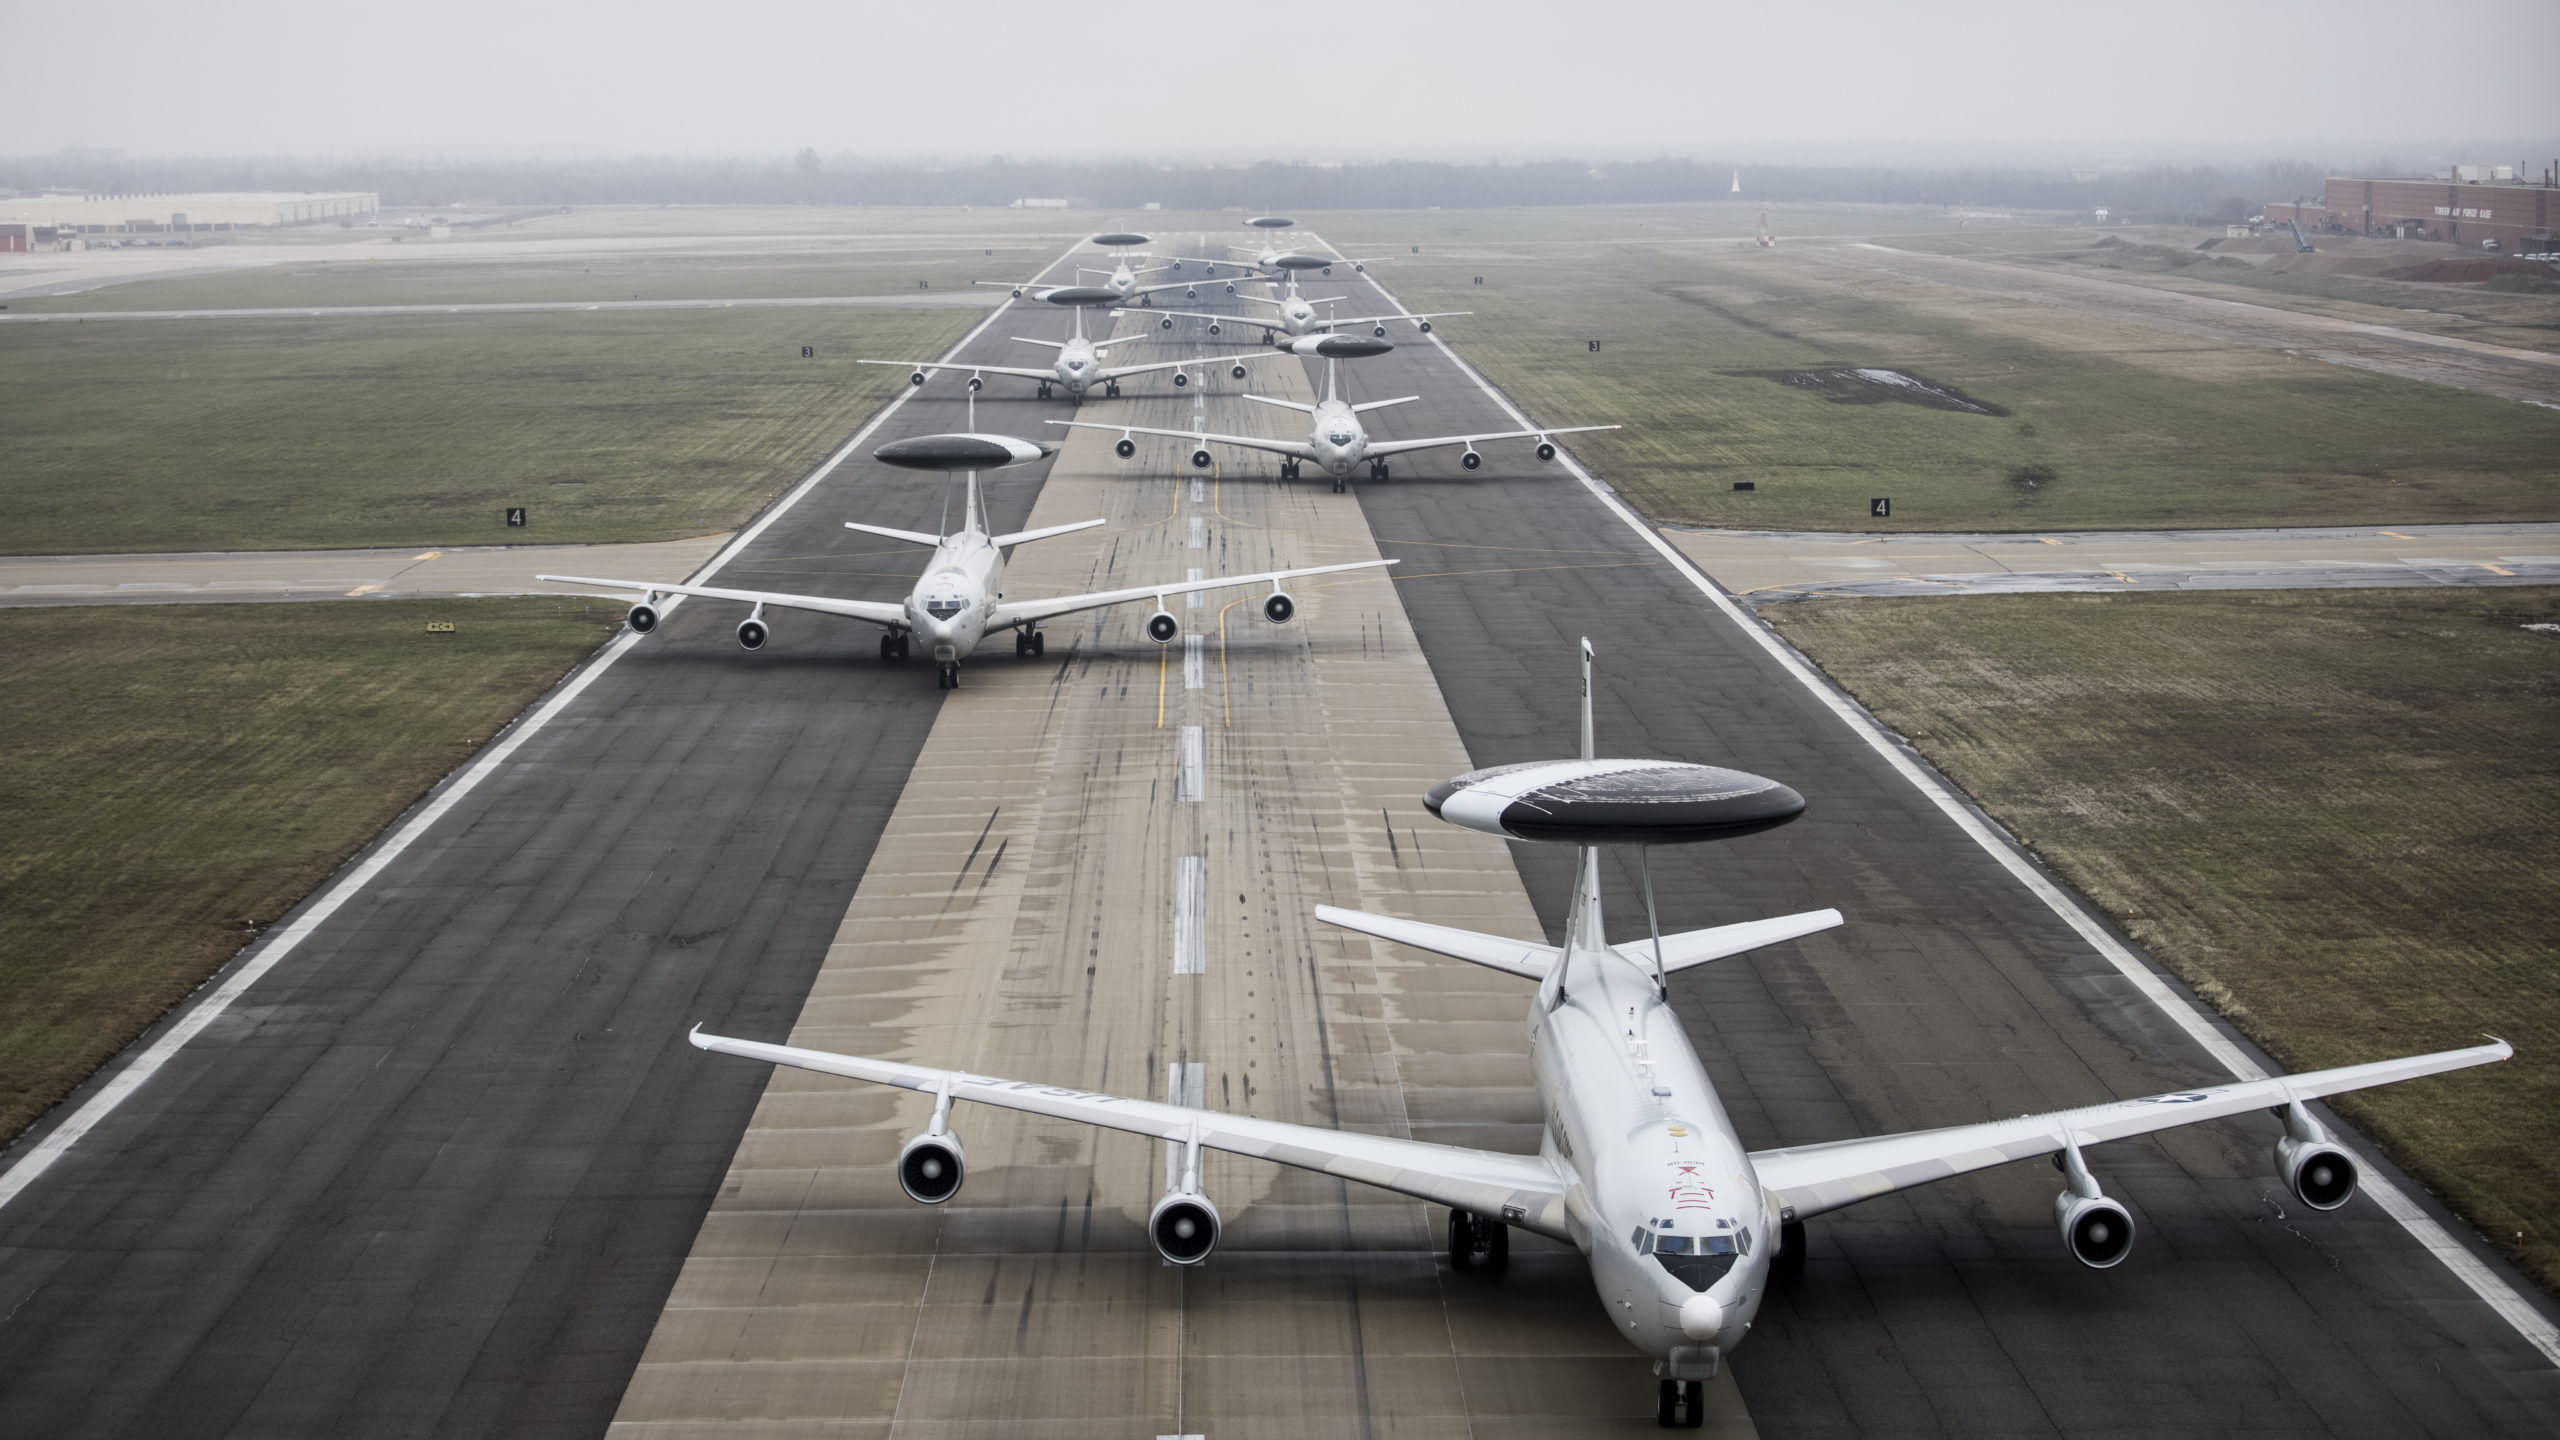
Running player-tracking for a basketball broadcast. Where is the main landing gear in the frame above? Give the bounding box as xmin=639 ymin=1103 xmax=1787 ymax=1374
xmin=1278 ymin=459 xmax=1301 ymax=482
xmin=1036 ymin=381 xmax=1053 ymax=400
xmin=937 ymin=662 xmax=960 ymax=690
xmin=879 ymin=633 xmax=911 ymax=662
xmin=1104 ymin=379 xmax=1122 ymax=398
xmin=1447 ymin=1208 xmax=1508 ymax=1273
xmin=1658 ymin=1378 xmax=1706 ymax=1429
xmin=1012 ymin=628 xmax=1046 ymax=658
xmin=1366 ymin=459 xmax=1392 ymax=483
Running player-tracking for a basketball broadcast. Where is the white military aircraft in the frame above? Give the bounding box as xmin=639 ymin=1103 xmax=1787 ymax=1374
xmin=686 ymin=640 xmax=2512 ymax=1426
xmin=1060 ymin=355 xmax=1620 ymax=491
xmin=860 ymin=304 xmax=1282 ymax=401
xmin=978 ymin=254 xmax=1211 ymax=307
xmin=1138 ymin=276 xmax=1468 ymax=346
xmin=541 ymin=428 xmax=1391 ymax=689
xmin=1165 ymin=241 xmax=1389 ymax=280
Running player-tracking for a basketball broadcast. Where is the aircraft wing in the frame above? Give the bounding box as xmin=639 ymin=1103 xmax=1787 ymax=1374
xmin=1050 ymin=419 xmax=1314 ymax=463
xmin=1126 ymin=277 xmax=1228 ymax=299
xmin=1127 ymin=308 xmax=1264 ymax=327
xmin=689 ymin=1028 xmax=1576 ymax=1240
xmin=1329 ymin=310 xmax=1470 ymax=328
xmin=1749 ymin=1039 xmax=2512 ymax=1221
xmin=990 ymin=558 xmax=1394 ymax=628
xmin=536 ymin=574 xmax=907 ymax=628
xmin=1096 ymin=352 xmax=1285 ymax=382
xmin=1364 ymin=424 xmax=1622 ymax=461
xmin=858 ymin=359 xmax=1058 ymax=384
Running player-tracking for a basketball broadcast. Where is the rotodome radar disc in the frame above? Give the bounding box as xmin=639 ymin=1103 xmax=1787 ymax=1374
xmin=873 ymin=434 xmax=1055 ymax=471
xmin=1270 ymin=253 xmax=1334 ymax=270
xmin=1040 ymin=286 xmax=1122 ymax=306
xmin=1424 ymin=759 xmax=1806 ymax=845
xmin=1091 ymin=232 xmax=1152 ymax=246
xmin=1245 ymin=216 xmax=1295 ymax=229
xmin=1287 ymin=334 xmax=1395 ymax=359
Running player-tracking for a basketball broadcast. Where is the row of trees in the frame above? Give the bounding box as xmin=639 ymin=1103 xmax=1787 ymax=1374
xmin=1 ymin=153 xmax=2346 ymax=224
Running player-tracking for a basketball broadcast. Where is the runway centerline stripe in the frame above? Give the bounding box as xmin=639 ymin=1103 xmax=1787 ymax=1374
xmin=1173 ymin=856 xmax=1205 ymax=975
xmin=1332 ymin=233 xmax=2560 ymax=1370
xmin=1183 ymin=633 xmax=1204 ymax=690
xmin=0 ymin=237 xmax=1081 ymax=1216
xmin=1179 ymin=726 xmax=1204 ymax=803
xmin=1186 ymin=566 xmax=1203 ymax=608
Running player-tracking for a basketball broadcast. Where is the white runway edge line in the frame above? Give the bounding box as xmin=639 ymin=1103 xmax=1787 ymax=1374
xmin=0 ymin=243 xmax=1078 ymax=1216
xmin=1336 ymin=238 xmax=2560 ymax=1368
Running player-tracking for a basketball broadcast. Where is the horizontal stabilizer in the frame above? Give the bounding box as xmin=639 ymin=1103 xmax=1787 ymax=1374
xmin=1349 ymin=396 xmax=1422 ymax=414
xmin=1614 ymin=908 xmax=1843 ymax=974
xmin=1243 ymin=394 xmax=1318 ymax=414
xmin=844 ymin=521 xmax=943 ymax=547
xmin=1315 ymin=905 xmax=1556 ymax=980
xmin=991 ymin=517 xmax=1108 ymax=548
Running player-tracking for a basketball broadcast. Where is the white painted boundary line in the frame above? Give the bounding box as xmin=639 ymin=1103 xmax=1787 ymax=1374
xmin=1173 ymin=856 xmax=1206 ymax=975
xmin=1339 ymin=242 xmax=2560 ymax=1367
xmin=1179 ymin=725 xmax=1205 ymax=803
xmin=0 ymin=243 xmax=1080 ymax=1215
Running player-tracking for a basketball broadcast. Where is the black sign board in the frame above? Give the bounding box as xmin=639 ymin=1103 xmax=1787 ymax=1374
xmin=1588 ymin=340 xmax=1601 ymax=352
xmin=506 ymin=507 xmax=527 ymax=527
xmin=1733 ymin=481 xmax=1756 ymax=491
xmin=1870 ymin=498 xmax=1891 ymax=519
xmin=801 ymin=345 xmax=814 ymax=358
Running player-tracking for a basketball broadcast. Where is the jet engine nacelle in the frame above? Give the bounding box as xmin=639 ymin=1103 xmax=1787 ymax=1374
xmin=1145 ymin=610 xmax=1180 ymax=643
xmin=1190 ymin=448 xmax=1215 ymax=470
xmin=907 ymin=370 xmax=928 ymax=387
xmin=736 ymin=617 xmax=769 ymax=651
xmin=2277 ymin=1135 xmax=2360 ymax=1211
xmin=1149 ymin=1190 xmax=1221 ymax=1265
xmin=1115 ymin=437 xmax=1138 ymax=459
xmin=1262 ymin=591 xmax=1296 ymax=624
xmin=1228 ymin=362 xmax=1248 ymax=379
xmin=1372 ymin=324 xmax=1389 ymax=338
xmin=2055 ymin=1190 xmax=2135 ymax=1269
xmin=1207 ymin=322 xmax=1222 ymax=336
xmin=897 ymin=1131 xmax=966 ymax=1204
xmin=1172 ymin=370 xmax=1190 ymax=389
xmin=1223 ymin=282 xmax=1238 ymax=295
xmin=1160 ymin=315 xmax=1176 ymax=329
xmin=1417 ymin=320 xmax=1434 ymax=333
xmin=1009 ymin=286 xmax=1026 ymax=299
xmin=626 ymin=602 xmax=660 ymax=633
xmin=1460 ymin=449 xmax=1483 ymax=471
xmin=966 ymin=376 xmax=984 ymax=393
xmin=1535 ymin=441 xmax=1558 ymax=462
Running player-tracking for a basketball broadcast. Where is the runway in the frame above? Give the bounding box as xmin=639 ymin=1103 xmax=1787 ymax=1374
xmin=0 ymin=231 xmax=2552 ymax=1437
xmin=1670 ymin=522 xmax=2560 ymax=600
xmin=0 ymin=293 xmax=1005 ymax=323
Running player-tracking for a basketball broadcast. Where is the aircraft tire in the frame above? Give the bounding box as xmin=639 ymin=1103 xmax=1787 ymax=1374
xmin=1658 ymin=1380 xmax=1681 ymax=1428
xmin=1776 ymin=1219 xmax=1807 ymax=1277
xmin=1447 ymin=1209 xmax=1474 ymax=1272
xmin=1032 ymin=631 xmax=1046 ymax=657
xmin=1683 ymin=1380 xmax=1705 ymax=1428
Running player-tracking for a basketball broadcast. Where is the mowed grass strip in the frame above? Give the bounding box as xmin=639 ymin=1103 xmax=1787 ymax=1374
xmin=0 ymin=305 xmax=977 ymax=554
xmin=0 ymin=598 xmax=619 ymax=1143
xmin=11 ymin=248 xmax=1053 ymax=312
xmin=1388 ymin=242 xmax=2560 ymax=531
xmin=1764 ymin=587 xmax=2560 ymax=1293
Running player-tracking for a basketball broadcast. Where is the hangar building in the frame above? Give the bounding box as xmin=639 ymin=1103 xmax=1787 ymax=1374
xmin=2263 ymin=168 xmax=2558 ymax=251
xmin=0 ymin=190 xmax=379 ymax=238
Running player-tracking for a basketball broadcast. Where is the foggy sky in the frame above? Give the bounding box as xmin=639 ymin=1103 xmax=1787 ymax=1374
xmin=13 ymin=0 xmax=2556 ymax=164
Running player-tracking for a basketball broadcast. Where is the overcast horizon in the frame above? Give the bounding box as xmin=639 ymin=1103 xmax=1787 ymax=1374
xmin=13 ymin=0 xmax=2557 ymax=167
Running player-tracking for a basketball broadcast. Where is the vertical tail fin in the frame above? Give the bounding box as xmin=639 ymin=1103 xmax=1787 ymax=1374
xmin=1579 ymin=636 xmax=1595 ymax=762
xmin=965 ymin=472 xmax=984 ymax=537
xmin=1323 ymin=357 xmax=1339 ymax=405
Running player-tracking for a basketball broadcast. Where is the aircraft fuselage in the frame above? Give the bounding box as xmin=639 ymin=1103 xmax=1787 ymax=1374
xmin=1304 ymin=399 xmax=1372 ymax=477
xmin=904 ymin=531 xmax=1007 ymax=663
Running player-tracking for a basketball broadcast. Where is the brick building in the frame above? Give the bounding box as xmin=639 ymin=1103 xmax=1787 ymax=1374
xmin=2266 ymin=170 xmax=2559 ymax=251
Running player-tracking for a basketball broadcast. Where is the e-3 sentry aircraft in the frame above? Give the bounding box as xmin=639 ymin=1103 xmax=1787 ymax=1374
xmin=540 ymin=427 xmax=1392 ymax=690
xmin=1137 ymin=276 xmax=1468 ymax=347
xmin=977 ymin=252 xmax=1213 ymax=307
xmin=1059 ymin=352 xmax=1620 ymax=491
xmin=686 ymin=640 xmax=2511 ymax=1427
xmin=860 ymin=302 xmax=1286 ymax=401
xmin=1165 ymin=240 xmax=1391 ymax=280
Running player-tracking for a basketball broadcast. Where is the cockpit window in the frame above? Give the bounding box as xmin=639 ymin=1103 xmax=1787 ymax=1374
xmin=1067 ymin=358 xmax=1086 ymax=370
xmin=925 ymin=598 xmax=964 ymax=620
xmin=1632 ymin=1227 xmax=1751 ymax=1292
xmin=1328 ymin=430 xmax=1355 ymax=446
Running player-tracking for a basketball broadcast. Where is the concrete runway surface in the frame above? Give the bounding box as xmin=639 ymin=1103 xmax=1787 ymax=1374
xmin=1672 ymin=522 xmax=2560 ymax=600
xmin=0 ymin=234 xmax=2551 ymax=1438
xmin=0 ymin=293 xmax=1006 ymax=323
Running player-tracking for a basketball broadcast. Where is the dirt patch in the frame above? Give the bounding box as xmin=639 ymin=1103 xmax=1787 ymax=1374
xmin=1732 ymin=366 xmax=2011 ymax=416
xmin=2008 ymin=463 xmax=2059 ymax=493
xmin=2385 ymin=257 xmax=2560 ymax=284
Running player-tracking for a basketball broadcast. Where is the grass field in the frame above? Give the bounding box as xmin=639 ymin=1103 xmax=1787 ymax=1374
xmin=0 ymin=598 xmax=619 ymax=1142
xmin=9 ymin=248 xmax=1057 ymax=312
xmin=0 ymin=304 xmax=978 ymax=553
xmin=1765 ymin=586 xmax=2560 ymax=1294
xmin=1383 ymin=238 xmax=2560 ymax=531
xmin=1871 ymin=226 xmax=2560 ymax=357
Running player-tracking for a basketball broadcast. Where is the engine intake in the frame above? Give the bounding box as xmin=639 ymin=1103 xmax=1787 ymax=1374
xmin=1227 ymin=362 xmax=1249 ymax=380
xmin=2275 ymin=1104 xmax=2358 ymax=1210
xmin=1115 ymin=437 xmax=1138 ymax=459
xmin=897 ymin=1131 xmax=966 ymax=1204
xmin=1172 ymin=370 xmax=1191 ymax=389
xmin=1190 ymin=448 xmax=1215 ymax=470
xmin=2057 ymin=1191 xmax=2135 ymax=1269
xmin=1461 ymin=449 xmax=1483 ymax=471
xmin=1149 ymin=1191 xmax=1221 ymax=1265
xmin=1146 ymin=610 xmax=1180 ymax=644
xmin=626 ymin=602 xmax=660 ymax=634
xmin=736 ymin=617 xmax=769 ymax=651
xmin=1263 ymin=591 xmax=1296 ymax=624
xmin=1534 ymin=441 xmax=1558 ymax=462
xmin=966 ymin=375 xmax=984 ymax=392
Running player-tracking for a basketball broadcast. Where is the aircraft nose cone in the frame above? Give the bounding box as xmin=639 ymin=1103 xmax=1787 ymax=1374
xmin=1679 ymin=1294 xmax=1725 ymax=1341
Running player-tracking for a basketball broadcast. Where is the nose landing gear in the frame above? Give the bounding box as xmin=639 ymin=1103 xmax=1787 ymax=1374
xmin=1657 ymin=1378 xmax=1706 ymax=1429
xmin=937 ymin=663 xmax=960 ymax=690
